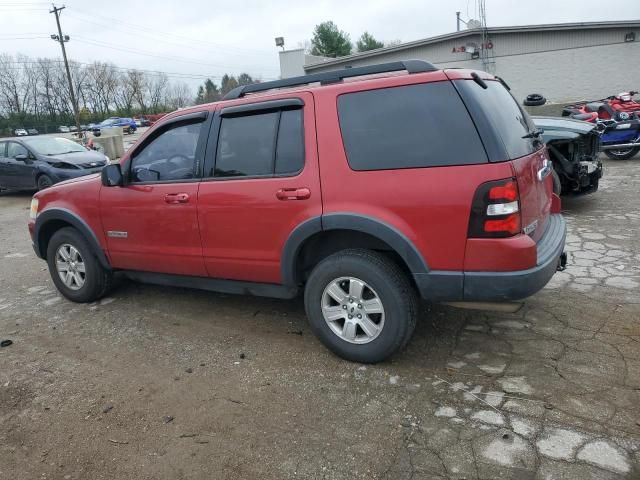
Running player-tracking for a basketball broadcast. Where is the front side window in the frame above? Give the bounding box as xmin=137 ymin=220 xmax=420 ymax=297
xmin=212 ymin=107 xmax=304 ymax=178
xmin=7 ymin=142 xmax=29 ymax=159
xmin=130 ymin=122 xmax=202 ymax=182
xmin=0 ymin=142 xmax=6 ymax=157
xmin=338 ymin=82 xmax=488 ymax=171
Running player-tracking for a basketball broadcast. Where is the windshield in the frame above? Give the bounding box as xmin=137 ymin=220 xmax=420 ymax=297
xmin=23 ymin=137 xmax=86 ymax=155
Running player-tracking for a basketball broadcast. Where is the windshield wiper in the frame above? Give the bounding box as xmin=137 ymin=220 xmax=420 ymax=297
xmin=522 ymin=128 xmax=544 ymax=139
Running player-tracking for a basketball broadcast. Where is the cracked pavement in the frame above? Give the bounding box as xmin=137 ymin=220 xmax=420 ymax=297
xmin=1 ymin=155 xmax=639 ymax=479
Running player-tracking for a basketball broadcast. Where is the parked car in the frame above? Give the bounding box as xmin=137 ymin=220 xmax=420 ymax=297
xmin=27 ymin=128 xmax=39 ymax=136
xmin=69 ymin=125 xmax=78 ymax=132
xmin=92 ymin=117 xmax=137 ymax=135
xmin=58 ymin=126 xmax=70 ymax=133
xmin=0 ymin=136 xmax=108 ymax=191
xmin=28 ymin=61 xmax=566 ymax=363
xmin=141 ymin=113 xmax=165 ymax=126
xmin=80 ymin=124 xmax=88 ymax=132
xmin=14 ymin=128 xmax=28 ymax=136
xmin=531 ymin=116 xmax=602 ymax=195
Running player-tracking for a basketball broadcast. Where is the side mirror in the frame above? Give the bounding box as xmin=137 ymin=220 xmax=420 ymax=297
xmin=101 ymin=163 xmax=123 ymax=187
xmin=523 ymin=94 xmax=547 ymax=107
xmin=14 ymin=154 xmax=28 ymax=161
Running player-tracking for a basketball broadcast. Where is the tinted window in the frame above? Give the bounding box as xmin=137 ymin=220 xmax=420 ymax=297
xmin=0 ymin=142 xmax=6 ymax=157
xmin=338 ymin=82 xmax=487 ymax=171
xmin=7 ymin=142 xmax=29 ymax=158
xmin=454 ymin=79 xmax=538 ymax=160
xmin=130 ymin=122 xmax=202 ymax=182
xmin=275 ymin=109 xmax=304 ymax=174
xmin=214 ymin=112 xmax=279 ymax=177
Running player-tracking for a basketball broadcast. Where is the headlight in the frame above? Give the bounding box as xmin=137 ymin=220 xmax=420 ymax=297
xmin=618 ymin=112 xmax=630 ymax=121
xmin=49 ymin=162 xmax=77 ymax=169
xmin=29 ymin=198 xmax=39 ymax=220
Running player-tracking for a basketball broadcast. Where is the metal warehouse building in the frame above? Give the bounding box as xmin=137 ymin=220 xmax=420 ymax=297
xmin=279 ymin=20 xmax=640 ymax=104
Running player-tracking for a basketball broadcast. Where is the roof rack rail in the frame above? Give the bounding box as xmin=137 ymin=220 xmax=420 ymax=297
xmin=223 ymin=60 xmax=438 ymax=100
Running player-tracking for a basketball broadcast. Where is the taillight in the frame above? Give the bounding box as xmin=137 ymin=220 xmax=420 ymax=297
xmin=468 ymin=178 xmax=521 ymax=238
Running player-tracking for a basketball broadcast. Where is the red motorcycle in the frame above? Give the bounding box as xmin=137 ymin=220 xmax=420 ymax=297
xmin=563 ymin=92 xmax=640 ymax=160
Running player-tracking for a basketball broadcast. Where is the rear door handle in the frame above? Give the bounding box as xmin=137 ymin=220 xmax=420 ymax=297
xmin=164 ymin=193 xmax=190 ymax=204
xmin=276 ymin=188 xmax=311 ymax=201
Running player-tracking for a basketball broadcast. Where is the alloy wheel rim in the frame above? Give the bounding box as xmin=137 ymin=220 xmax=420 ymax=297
xmin=55 ymin=243 xmax=86 ymax=290
xmin=321 ymin=276 xmax=385 ymax=344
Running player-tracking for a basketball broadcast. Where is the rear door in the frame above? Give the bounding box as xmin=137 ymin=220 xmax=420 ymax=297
xmin=451 ymin=74 xmax=552 ymax=241
xmin=197 ymin=92 xmax=321 ymax=284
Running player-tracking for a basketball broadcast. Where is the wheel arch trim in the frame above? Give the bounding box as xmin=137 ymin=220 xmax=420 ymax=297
xmin=34 ymin=208 xmax=111 ymax=269
xmin=281 ymin=213 xmax=429 ymax=286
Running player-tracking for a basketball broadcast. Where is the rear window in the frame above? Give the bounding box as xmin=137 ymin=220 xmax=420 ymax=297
xmin=337 ymin=82 xmax=487 ymax=171
xmin=453 ymin=79 xmax=538 ymax=160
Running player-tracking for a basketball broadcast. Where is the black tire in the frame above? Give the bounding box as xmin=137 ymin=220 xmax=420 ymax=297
xmin=523 ymin=94 xmax=546 ymax=107
xmin=304 ymin=249 xmax=418 ymax=363
xmin=605 ymin=147 xmax=640 ymax=160
xmin=551 ymin=169 xmax=562 ymax=196
xmin=37 ymin=174 xmax=53 ymax=191
xmin=46 ymin=227 xmax=112 ymax=303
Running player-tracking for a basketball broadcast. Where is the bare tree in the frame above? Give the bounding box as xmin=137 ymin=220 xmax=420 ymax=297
xmin=166 ymin=81 xmax=192 ymax=110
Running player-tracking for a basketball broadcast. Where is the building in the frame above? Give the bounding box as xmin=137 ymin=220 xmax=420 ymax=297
xmin=279 ymin=20 xmax=640 ymax=104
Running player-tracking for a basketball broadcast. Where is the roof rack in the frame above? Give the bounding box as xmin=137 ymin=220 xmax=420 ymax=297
xmin=223 ymin=60 xmax=438 ymax=100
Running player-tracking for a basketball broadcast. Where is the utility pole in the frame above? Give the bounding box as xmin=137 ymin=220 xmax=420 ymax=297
xmin=50 ymin=4 xmax=82 ymax=137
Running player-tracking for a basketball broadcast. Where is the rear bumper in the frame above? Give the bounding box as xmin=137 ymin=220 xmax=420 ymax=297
xmin=414 ymin=214 xmax=566 ymax=302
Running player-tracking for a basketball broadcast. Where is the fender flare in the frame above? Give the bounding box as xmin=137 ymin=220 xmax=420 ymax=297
xmin=34 ymin=208 xmax=111 ymax=270
xmin=280 ymin=213 xmax=429 ymax=286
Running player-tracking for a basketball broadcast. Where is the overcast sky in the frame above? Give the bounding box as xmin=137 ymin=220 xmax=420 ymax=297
xmin=1 ymin=0 xmax=638 ymax=89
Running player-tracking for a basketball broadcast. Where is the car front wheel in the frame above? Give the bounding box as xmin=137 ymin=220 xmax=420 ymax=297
xmin=304 ymin=249 xmax=418 ymax=363
xmin=46 ymin=227 xmax=112 ymax=303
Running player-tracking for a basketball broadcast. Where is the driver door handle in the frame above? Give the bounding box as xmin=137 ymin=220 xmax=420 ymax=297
xmin=164 ymin=193 xmax=190 ymax=204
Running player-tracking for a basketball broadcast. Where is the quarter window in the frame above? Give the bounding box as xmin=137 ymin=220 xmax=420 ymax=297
xmin=130 ymin=122 xmax=202 ymax=182
xmin=337 ymin=82 xmax=488 ymax=170
xmin=212 ymin=107 xmax=304 ymax=178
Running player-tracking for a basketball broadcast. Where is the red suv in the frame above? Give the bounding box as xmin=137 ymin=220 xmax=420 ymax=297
xmin=28 ymin=61 xmax=566 ymax=363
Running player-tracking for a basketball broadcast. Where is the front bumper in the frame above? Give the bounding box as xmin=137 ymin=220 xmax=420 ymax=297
xmin=413 ymin=214 xmax=567 ymax=302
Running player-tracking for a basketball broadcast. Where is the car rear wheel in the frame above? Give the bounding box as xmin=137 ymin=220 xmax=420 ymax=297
xmin=46 ymin=227 xmax=112 ymax=303
xmin=37 ymin=174 xmax=53 ymax=191
xmin=605 ymin=147 xmax=640 ymax=160
xmin=304 ymin=249 xmax=418 ymax=363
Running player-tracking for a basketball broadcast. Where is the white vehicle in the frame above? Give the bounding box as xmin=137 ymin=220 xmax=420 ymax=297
xmin=58 ymin=126 xmax=70 ymax=133
xmin=14 ymin=128 xmax=28 ymax=136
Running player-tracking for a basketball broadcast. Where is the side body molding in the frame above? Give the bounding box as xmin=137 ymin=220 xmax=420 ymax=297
xmin=34 ymin=208 xmax=111 ymax=269
xmin=280 ymin=213 xmax=429 ymax=286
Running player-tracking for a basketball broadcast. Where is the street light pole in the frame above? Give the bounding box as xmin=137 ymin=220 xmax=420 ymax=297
xmin=50 ymin=4 xmax=82 ymax=137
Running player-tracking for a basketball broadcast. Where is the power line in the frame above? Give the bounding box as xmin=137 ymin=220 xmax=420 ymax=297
xmin=63 ymin=11 xmax=277 ymax=62
xmin=69 ymin=6 xmax=274 ymax=56
xmin=2 ymin=59 xmax=278 ymax=82
xmin=72 ymin=35 xmax=279 ymax=74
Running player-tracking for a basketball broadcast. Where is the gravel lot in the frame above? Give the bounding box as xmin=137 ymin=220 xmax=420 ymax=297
xmin=0 ymin=155 xmax=639 ymax=479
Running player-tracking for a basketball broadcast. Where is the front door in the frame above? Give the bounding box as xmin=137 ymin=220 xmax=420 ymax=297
xmin=100 ymin=116 xmax=209 ymax=276
xmin=198 ymin=93 xmax=322 ymax=284
xmin=2 ymin=142 xmax=35 ymax=189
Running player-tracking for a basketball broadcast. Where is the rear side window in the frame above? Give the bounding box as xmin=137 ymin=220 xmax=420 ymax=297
xmin=337 ymin=82 xmax=487 ymax=171
xmin=453 ymin=79 xmax=538 ymax=160
xmin=213 ymin=108 xmax=304 ymax=178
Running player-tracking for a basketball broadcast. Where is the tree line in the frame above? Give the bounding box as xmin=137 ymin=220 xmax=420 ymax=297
xmin=309 ymin=21 xmax=396 ymax=58
xmin=0 ymin=53 xmax=194 ymax=133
